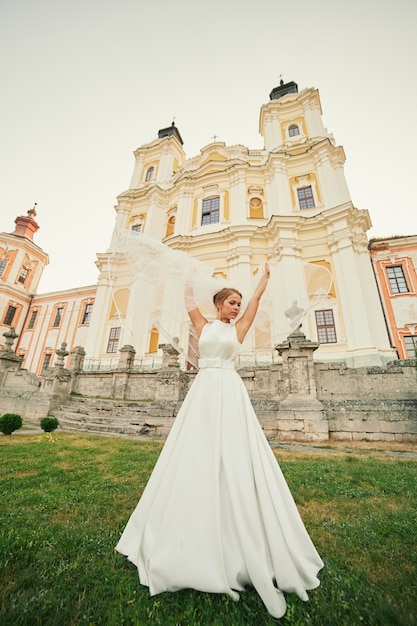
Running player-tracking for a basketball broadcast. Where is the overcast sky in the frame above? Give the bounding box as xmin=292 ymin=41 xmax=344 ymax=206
xmin=1 ymin=0 xmax=416 ymax=294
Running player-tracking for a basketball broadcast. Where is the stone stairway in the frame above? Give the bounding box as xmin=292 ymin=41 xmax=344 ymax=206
xmin=49 ymin=395 xmax=180 ymax=438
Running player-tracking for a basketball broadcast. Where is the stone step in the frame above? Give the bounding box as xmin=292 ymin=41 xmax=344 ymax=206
xmin=50 ymin=395 xmax=176 ymax=438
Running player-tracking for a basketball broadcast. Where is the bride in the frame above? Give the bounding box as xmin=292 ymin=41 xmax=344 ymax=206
xmin=116 ymin=262 xmax=323 ymax=619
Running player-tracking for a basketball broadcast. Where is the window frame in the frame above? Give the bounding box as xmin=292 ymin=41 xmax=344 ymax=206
xmin=297 ymin=186 xmax=315 ymax=210
xmin=404 ymin=335 xmax=417 ymax=358
xmin=0 ymin=259 xmax=7 ymax=277
xmin=201 ymin=196 xmax=220 ymax=226
xmin=288 ymin=124 xmax=300 ymax=137
xmin=27 ymin=310 xmax=38 ymax=330
xmin=18 ymin=267 xmax=29 ymax=284
xmin=315 ymin=309 xmax=337 ymax=344
xmin=41 ymin=353 xmax=52 ymax=371
xmin=386 ymin=265 xmax=409 ymax=294
xmin=81 ymin=303 xmax=93 ymax=325
xmin=4 ymin=305 xmax=17 ymax=326
xmin=107 ymin=327 xmax=121 ymax=353
xmin=52 ymin=307 xmax=64 ymax=328
xmin=145 ymin=166 xmax=155 ymax=182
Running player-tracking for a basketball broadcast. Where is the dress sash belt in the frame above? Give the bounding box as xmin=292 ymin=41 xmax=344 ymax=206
xmin=198 ymin=357 xmax=236 ymax=370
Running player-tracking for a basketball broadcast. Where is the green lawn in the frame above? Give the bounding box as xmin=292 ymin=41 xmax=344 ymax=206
xmin=1 ymin=433 xmax=416 ymax=625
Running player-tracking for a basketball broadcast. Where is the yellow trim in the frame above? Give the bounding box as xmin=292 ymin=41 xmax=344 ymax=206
xmin=308 ymin=173 xmax=322 ymax=205
xmin=249 ymin=197 xmax=264 ymax=218
xmin=109 ymin=288 xmax=129 ymax=318
xmin=307 ymin=260 xmax=336 ymax=298
xmin=192 ymin=198 xmax=198 ymax=228
xmin=148 ymin=327 xmax=159 ymax=353
xmin=166 ymin=215 xmax=175 ymax=237
xmin=201 ymin=151 xmax=227 ymax=166
xmin=223 ymin=191 xmax=229 ymax=221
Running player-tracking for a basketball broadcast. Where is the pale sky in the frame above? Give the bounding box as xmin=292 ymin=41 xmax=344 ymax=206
xmin=1 ymin=0 xmax=416 ymax=293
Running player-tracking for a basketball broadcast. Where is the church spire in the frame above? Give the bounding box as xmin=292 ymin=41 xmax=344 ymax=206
xmin=269 ymin=79 xmax=298 ymax=101
xmin=158 ymin=121 xmax=184 ymax=145
xmin=10 ymin=204 xmax=39 ymax=242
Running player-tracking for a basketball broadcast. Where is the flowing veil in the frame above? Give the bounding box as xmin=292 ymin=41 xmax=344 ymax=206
xmin=108 ymin=231 xmax=333 ymax=370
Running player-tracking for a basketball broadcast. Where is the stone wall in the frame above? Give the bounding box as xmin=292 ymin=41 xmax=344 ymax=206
xmin=0 ymin=332 xmax=416 ymax=442
xmin=316 ymin=360 xmax=417 ymax=441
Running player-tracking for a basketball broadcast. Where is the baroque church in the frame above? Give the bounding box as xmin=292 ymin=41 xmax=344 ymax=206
xmin=0 ymin=79 xmax=409 ymax=376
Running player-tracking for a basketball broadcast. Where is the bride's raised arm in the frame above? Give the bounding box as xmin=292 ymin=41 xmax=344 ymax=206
xmin=235 ymin=263 xmax=270 ymax=343
xmin=185 ymin=281 xmax=208 ymax=338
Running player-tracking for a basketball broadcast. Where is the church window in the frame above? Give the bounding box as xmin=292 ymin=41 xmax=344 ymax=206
xmin=288 ymin=124 xmax=300 ymax=137
xmin=27 ymin=310 xmax=38 ymax=329
xmin=145 ymin=166 xmax=155 ymax=181
xmin=297 ymin=186 xmax=315 ymax=210
xmin=404 ymin=336 xmax=417 ymax=358
xmin=0 ymin=259 xmax=6 ymax=277
xmin=3 ymin=305 xmax=17 ymax=326
xmin=315 ymin=309 xmax=337 ymax=343
xmin=132 ymin=224 xmax=142 ymax=233
xmin=82 ymin=303 xmax=93 ymax=325
xmin=18 ymin=267 xmax=29 ymax=284
xmin=386 ymin=265 xmax=409 ymax=294
xmin=41 ymin=353 xmax=52 ymax=371
xmin=107 ymin=327 xmax=121 ymax=353
xmin=52 ymin=307 xmax=64 ymax=328
xmin=202 ymin=196 xmax=220 ymax=225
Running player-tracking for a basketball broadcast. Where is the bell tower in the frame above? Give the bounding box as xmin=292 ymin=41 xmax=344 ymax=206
xmin=0 ymin=205 xmax=49 ymax=339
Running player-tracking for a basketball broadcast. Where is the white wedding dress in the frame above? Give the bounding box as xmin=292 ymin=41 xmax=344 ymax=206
xmin=116 ymin=320 xmax=323 ymax=618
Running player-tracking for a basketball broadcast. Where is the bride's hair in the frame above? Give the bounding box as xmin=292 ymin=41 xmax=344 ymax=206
xmin=213 ymin=288 xmax=243 ymax=308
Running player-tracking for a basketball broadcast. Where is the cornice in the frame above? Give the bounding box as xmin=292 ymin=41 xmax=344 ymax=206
xmin=0 ymin=232 xmax=49 ymax=263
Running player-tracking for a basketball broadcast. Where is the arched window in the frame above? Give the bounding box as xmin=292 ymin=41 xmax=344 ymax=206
xmin=145 ymin=166 xmax=155 ymax=181
xmin=288 ymin=124 xmax=300 ymax=137
xmin=166 ymin=215 xmax=176 ymax=237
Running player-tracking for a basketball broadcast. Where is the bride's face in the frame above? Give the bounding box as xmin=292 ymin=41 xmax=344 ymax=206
xmin=217 ymin=293 xmax=242 ymax=321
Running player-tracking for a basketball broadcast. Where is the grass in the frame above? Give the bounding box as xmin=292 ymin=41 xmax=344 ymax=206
xmin=0 ymin=433 xmax=416 ymax=626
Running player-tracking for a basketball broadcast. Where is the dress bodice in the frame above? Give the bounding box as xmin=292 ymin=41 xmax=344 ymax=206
xmin=198 ymin=320 xmax=241 ymax=363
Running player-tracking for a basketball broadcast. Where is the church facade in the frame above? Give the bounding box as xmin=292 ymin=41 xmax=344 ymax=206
xmin=1 ymin=80 xmax=402 ymax=375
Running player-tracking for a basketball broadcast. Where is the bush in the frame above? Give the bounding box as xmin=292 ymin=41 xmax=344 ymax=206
xmin=0 ymin=413 xmax=23 ymax=435
xmin=40 ymin=417 xmax=59 ymax=433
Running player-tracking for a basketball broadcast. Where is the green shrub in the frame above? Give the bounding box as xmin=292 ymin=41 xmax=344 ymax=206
xmin=0 ymin=413 xmax=23 ymax=435
xmin=40 ymin=417 xmax=59 ymax=433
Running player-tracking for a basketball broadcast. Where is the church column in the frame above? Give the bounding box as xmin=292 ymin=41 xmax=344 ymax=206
xmin=176 ymin=187 xmax=194 ymax=234
xmin=267 ymin=157 xmax=292 ymax=215
xmin=353 ymin=234 xmax=396 ymax=360
xmin=269 ymin=230 xmax=305 ymax=344
xmin=84 ymin=272 xmax=114 ymax=358
xmin=229 ymin=169 xmax=246 ymax=223
xmin=227 ymin=239 xmax=252 ymax=293
xmin=109 ymin=202 xmax=131 ymax=250
xmin=124 ymin=276 xmax=156 ymax=355
xmin=329 ymin=232 xmax=387 ymax=366
xmin=129 ymin=153 xmax=145 ymax=189
xmin=158 ymin=267 xmax=185 ymax=346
